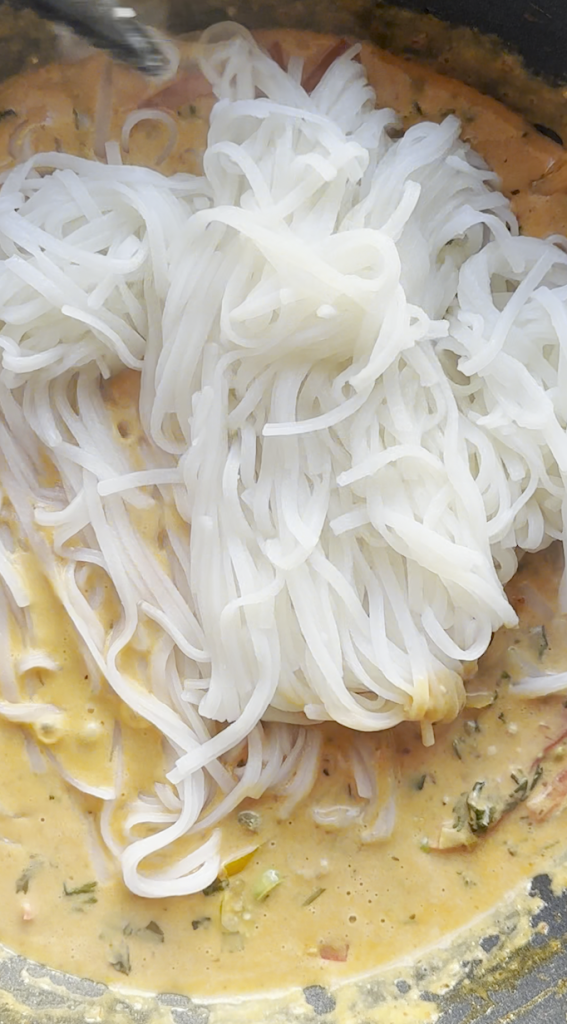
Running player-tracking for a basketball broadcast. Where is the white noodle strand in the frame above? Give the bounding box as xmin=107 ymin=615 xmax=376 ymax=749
xmin=0 ymin=29 xmax=566 ymax=895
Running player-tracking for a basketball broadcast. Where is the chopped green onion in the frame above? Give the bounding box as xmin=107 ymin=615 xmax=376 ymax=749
xmin=16 ymin=859 xmax=40 ymax=895
xmin=537 ymin=625 xmax=549 ymax=659
xmin=452 ymin=793 xmax=468 ymax=831
xmin=463 ymin=719 xmax=481 ymax=735
xmin=192 ymin=917 xmax=211 ymax=931
xmin=466 ymin=781 xmax=496 ymax=834
xmin=531 ymin=764 xmax=544 ymax=789
xmin=237 ymin=810 xmax=262 ymax=832
xmin=253 ymin=868 xmax=282 ymax=901
xmin=505 ymin=764 xmax=543 ymax=812
xmin=15 ymin=872 xmax=30 ymax=895
xmin=144 ymin=921 xmax=164 ymax=941
xmin=109 ymin=943 xmax=131 ymax=975
xmin=510 ymin=770 xmax=529 ymax=801
xmin=63 ymin=880 xmax=97 ymax=896
xmin=302 ymin=886 xmax=326 ymax=906
xmin=202 ymin=876 xmax=229 ymax=896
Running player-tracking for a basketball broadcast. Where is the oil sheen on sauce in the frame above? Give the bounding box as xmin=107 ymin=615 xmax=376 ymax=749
xmin=0 ymin=29 xmax=566 ymax=1002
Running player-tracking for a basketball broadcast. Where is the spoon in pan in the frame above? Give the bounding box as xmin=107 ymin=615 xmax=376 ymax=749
xmin=8 ymin=0 xmax=173 ymax=76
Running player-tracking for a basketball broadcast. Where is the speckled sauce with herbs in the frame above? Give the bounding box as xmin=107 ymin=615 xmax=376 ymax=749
xmin=0 ymin=27 xmax=567 ymax=1002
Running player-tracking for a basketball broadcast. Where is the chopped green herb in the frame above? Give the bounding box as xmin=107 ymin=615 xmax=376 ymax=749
xmin=192 ymin=917 xmax=211 ymax=931
xmin=530 ymin=764 xmax=543 ymax=791
xmin=414 ymin=773 xmax=427 ymax=791
xmin=412 ymin=100 xmax=423 ymax=116
xmin=509 ymin=770 xmax=529 ymax=801
xmin=144 ymin=920 xmax=164 ymax=942
xmin=109 ymin=944 xmax=131 ymax=976
xmin=466 ymin=781 xmax=496 ymax=834
xmin=452 ymin=739 xmax=463 ymax=761
xmin=302 ymin=887 xmax=326 ymax=906
xmin=237 ymin=810 xmax=262 ymax=833
xmin=15 ymin=870 xmax=30 ymax=894
xmin=452 ymin=793 xmax=468 ymax=832
xmin=253 ymin=868 xmax=282 ymax=901
xmin=463 ymin=719 xmax=481 ymax=735
xmin=177 ymin=103 xmax=198 ymax=119
xmin=202 ymin=876 xmax=229 ymax=896
xmin=124 ymin=919 xmax=165 ymax=939
xmin=505 ymin=765 xmax=543 ymax=812
xmin=532 ymin=624 xmax=549 ymax=659
xmin=501 ymin=671 xmax=511 ymax=681
xmin=63 ymin=880 xmax=97 ymax=896
xmin=16 ymin=859 xmax=40 ymax=895
xmin=452 ymin=783 xmax=500 ymax=839
xmin=498 ymin=711 xmax=506 ymax=723
xmin=419 ymin=838 xmax=431 ymax=853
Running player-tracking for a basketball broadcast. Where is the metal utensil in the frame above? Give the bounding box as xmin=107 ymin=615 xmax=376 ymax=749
xmin=9 ymin=0 xmax=171 ymax=75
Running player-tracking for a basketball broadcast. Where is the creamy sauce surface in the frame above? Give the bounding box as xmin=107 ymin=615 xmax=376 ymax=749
xmin=0 ymin=28 xmax=566 ymax=1001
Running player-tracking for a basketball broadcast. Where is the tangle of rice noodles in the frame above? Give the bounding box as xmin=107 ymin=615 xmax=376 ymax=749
xmin=1 ymin=23 xmax=567 ymax=896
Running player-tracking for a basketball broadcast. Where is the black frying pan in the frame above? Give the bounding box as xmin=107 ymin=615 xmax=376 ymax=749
xmin=392 ymin=0 xmax=567 ymax=82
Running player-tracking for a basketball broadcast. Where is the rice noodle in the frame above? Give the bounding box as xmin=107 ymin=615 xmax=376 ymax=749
xmin=362 ymin=791 xmax=396 ymax=842
xmin=121 ymin=109 xmax=179 ymax=166
xmin=1 ymin=27 xmax=567 ymax=896
xmin=93 ymin=59 xmax=114 ymax=162
xmin=0 ymin=701 xmax=62 ymax=723
xmin=8 ymin=121 xmax=34 ymax=163
xmin=513 ymin=672 xmax=567 ymax=697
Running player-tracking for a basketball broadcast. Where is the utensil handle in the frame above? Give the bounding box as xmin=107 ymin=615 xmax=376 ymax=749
xmin=10 ymin=0 xmax=172 ymax=76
